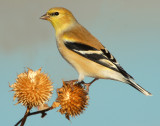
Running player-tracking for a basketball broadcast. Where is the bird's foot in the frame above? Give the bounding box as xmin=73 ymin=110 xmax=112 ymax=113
xmin=63 ymin=78 xmax=98 ymax=92
xmin=83 ymin=83 xmax=91 ymax=92
xmin=83 ymin=78 xmax=99 ymax=92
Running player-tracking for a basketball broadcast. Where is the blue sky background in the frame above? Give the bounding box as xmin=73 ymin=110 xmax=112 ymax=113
xmin=0 ymin=0 xmax=160 ymax=126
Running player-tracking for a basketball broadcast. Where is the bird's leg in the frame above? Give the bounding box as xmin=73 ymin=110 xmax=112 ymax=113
xmin=84 ymin=78 xmax=98 ymax=92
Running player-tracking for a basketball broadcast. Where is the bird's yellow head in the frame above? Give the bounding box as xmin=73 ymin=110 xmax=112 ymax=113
xmin=40 ymin=7 xmax=77 ymax=34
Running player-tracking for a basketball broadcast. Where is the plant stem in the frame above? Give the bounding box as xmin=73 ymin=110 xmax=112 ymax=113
xmin=20 ymin=107 xmax=31 ymax=126
xmin=15 ymin=106 xmax=53 ymax=126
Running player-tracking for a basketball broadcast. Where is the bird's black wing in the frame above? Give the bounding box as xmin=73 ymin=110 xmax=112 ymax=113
xmin=64 ymin=41 xmax=134 ymax=79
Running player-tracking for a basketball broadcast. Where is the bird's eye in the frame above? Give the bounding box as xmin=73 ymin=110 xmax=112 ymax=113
xmin=55 ymin=12 xmax=59 ymax=16
xmin=50 ymin=12 xmax=59 ymax=16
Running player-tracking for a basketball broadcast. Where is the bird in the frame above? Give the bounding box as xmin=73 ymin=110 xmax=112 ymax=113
xmin=40 ymin=7 xmax=152 ymax=96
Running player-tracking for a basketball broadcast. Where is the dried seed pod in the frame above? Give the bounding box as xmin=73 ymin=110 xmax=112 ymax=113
xmin=10 ymin=68 xmax=53 ymax=109
xmin=56 ymin=81 xmax=89 ymax=120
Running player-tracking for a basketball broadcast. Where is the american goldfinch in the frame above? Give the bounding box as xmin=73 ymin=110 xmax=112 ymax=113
xmin=40 ymin=7 xmax=152 ymax=96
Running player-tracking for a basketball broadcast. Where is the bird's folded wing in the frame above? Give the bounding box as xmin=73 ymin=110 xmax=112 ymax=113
xmin=64 ymin=41 xmax=134 ymax=79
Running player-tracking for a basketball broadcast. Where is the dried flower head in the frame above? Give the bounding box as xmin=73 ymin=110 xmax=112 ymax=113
xmin=56 ymin=81 xmax=89 ymax=120
xmin=10 ymin=68 xmax=53 ymax=109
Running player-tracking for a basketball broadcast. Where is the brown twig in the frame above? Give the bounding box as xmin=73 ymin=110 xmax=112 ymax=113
xmin=15 ymin=106 xmax=54 ymax=126
xmin=20 ymin=107 xmax=31 ymax=126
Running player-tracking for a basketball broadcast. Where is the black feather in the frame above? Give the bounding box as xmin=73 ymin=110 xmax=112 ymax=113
xmin=101 ymin=49 xmax=133 ymax=79
xmin=64 ymin=41 xmax=133 ymax=79
xmin=65 ymin=42 xmax=97 ymax=51
xmin=101 ymin=49 xmax=117 ymax=63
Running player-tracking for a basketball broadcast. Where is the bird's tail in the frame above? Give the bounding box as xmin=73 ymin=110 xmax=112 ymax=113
xmin=127 ymin=79 xmax=152 ymax=96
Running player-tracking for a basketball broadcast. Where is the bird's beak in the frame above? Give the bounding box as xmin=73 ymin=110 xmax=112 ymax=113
xmin=40 ymin=13 xmax=49 ymax=20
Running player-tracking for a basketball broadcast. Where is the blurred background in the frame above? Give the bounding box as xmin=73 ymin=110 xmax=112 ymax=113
xmin=0 ymin=0 xmax=160 ymax=125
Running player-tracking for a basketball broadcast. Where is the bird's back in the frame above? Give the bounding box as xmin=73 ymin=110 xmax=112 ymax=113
xmin=62 ymin=24 xmax=105 ymax=50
